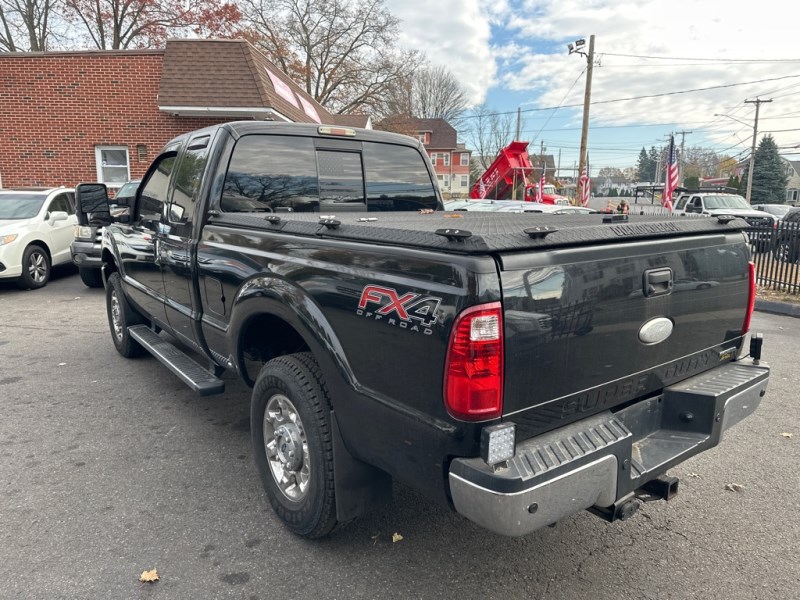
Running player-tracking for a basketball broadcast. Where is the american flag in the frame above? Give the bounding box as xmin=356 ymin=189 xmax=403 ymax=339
xmin=534 ymin=164 xmax=545 ymax=202
xmin=579 ymin=160 xmax=591 ymax=207
xmin=663 ymin=135 xmax=678 ymax=212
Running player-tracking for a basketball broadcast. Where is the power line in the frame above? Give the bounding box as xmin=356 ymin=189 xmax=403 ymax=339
xmin=600 ymin=52 xmax=800 ymax=63
xmin=461 ymin=73 xmax=800 ymax=120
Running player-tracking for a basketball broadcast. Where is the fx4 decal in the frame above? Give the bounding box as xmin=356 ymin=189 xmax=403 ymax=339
xmin=357 ymin=285 xmax=442 ymax=334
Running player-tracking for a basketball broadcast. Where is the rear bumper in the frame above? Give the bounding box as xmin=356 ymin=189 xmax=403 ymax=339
xmin=448 ymin=358 xmax=769 ymax=537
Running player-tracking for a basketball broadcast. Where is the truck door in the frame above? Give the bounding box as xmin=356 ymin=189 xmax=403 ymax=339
xmin=120 ymin=152 xmax=177 ymax=324
xmin=160 ymin=134 xmax=212 ymax=349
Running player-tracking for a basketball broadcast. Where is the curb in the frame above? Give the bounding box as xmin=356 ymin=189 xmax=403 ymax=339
xmin=755 ymin=298 xmax=800 ymax=318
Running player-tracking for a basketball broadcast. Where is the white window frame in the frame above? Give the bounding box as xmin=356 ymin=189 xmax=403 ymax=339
xmin=442 ymin=174 xmax=450 ymax=188
xmin=95 ymin=146 xmax=130 ymax=188
xmin=460 ymin=175 xmax=468 ymax=188
xmin=460 ymin=153 xmax=469 ymax=166
xmin=430 ymin=153 xmax=437 ymax=166
xmin=443 ymin=153 xmax=450 ymax=167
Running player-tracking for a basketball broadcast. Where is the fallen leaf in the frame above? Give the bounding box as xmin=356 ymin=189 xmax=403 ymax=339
xmin=139 ymin=569 xmax=159 ymax=583
xmin=58 ymin=362 xmax=66 ymax=366
xmin=687 ymin=472 xmax=701 ymax=478
xmin=724 ymin=483 xmax=745 ymax=493
xmin=392 ymin=532 xmax=403 ymax=543
xmin=781 ymin=432 xmax=794 ymax=438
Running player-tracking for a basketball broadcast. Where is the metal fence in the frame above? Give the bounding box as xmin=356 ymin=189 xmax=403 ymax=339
xmin=748 ymin=221 xmax=800 ymax=294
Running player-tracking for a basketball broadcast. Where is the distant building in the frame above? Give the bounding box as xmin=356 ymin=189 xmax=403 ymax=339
xmin=784 ymin=159 xmax=800 ymax=204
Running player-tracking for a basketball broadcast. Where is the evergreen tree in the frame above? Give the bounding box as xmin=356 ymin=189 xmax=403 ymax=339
xmin=684 ymin=175 xmax=699 ymax=189
xmin=748 ymin=135 xmax=788 ymax=203
xmin=648 ymin=146 xmax=660 ymax=181
xmin=636 ymin=147 xmax=658 ymax=182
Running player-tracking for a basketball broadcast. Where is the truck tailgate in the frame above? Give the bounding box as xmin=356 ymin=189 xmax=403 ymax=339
xmin=499 ymin=232 xmax=752 ymax=437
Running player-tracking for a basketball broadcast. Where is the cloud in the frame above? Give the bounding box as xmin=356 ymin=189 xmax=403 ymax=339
xmin=385 ymin=0 xmax=497 ymax=105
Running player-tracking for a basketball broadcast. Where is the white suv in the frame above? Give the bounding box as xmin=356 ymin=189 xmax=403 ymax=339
xmin=673 ymin=191 xmax=776 ymax=251
xmin=0 ymin=187 xmax=78 ymax=289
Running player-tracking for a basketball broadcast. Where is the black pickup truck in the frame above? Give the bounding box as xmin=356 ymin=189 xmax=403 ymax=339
xmin=78 ymin=121 xmax=769 ymax=539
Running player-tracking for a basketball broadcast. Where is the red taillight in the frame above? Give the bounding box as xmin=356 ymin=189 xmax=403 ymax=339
xmin=743 ymin=261 xmax=756 ymax=334
xmin=444 ymin=302 xmax=504 ymax=421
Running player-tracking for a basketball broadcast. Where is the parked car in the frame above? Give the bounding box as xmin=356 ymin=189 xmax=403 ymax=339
xmin=71 ymin=180 xmax=138 ymax=287
xmin=753 ymin=203 xmax=794 ymax=220
xmin=772 ymin=207 xmax=800 ymax=262
xmin=0 ymin=187 xmax=78 ymax=289
xmin=673 ymin=192 xmax=776 ymax=251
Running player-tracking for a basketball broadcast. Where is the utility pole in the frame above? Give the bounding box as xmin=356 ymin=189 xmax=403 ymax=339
xmin=557 ymin=148 xmax=562 ymax=179
xmin=675 ymin=130 xmax=692 ymax=184
xmin=745 ymin=98 xmax=772 ymax=202
xmin=512 ymin=108 xmax=522 ymax=200
xmin=569 ymin=35 xmax=594 ymax=205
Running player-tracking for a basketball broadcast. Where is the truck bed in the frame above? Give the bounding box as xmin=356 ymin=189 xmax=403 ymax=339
xmin=208 ymin=211 xmax=749 ymax=254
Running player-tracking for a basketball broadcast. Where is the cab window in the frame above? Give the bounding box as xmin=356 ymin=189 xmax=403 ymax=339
xmin=138 ymin=154 xmax=177 ymax=222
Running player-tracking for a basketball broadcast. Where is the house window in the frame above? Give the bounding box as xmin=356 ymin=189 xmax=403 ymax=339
xmin=460 ymin=175 xmax=468 ymax=188
xmin=460 ymin=153 xmax=469 ymax=166
xmin=430 ymin=153 xmax=437 ymax=166
xmin=442 ymin=174 xmax=450 ymax=188
xmin=95 ymin=146 xmax=130 ymax=187
xmin=443 ymin=153 xmax=450 ymax=167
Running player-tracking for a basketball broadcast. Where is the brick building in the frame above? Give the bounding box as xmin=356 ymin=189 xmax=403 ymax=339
xmin=377 ymin=117 xmax=472 ymax=198
xmin=0 ymin=39 xmax=349 ymax=190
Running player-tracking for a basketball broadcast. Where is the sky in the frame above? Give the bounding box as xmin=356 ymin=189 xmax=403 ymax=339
xmin=384 ymin=0 xmax=800 ymax=178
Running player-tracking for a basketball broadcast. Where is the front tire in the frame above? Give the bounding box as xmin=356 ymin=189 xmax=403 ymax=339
xmin=106 ymin=272 xmax=146 ymax=358
xmin=774 ymin=240 xmax=798 ymax=263
xmin=251 ymin=352 xmax=338 ymax=538
xmin=17 ymin=245 xmax=50 ymax=289
xmin=79 ymin=266 xmax=104 ymax=288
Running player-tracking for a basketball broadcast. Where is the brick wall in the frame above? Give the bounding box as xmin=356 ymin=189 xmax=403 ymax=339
xmin=0 ymin=51 xmax=226 ymax=189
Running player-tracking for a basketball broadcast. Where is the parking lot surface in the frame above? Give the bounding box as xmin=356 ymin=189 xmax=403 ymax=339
xmin=1 ymin=270 xmax=798 ymax=599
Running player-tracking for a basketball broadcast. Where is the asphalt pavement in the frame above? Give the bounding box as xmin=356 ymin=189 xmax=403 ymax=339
xmin=1 ymin=267 xmax=798 ymax=600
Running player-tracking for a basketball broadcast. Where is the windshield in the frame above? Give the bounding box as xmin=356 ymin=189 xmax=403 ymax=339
xmin=703 ymin=195 xmax=749 ymax=210
xmin=759 ymin=205 xmax=793 ymax=218
xmin=0 ymin=194 xmax=46 ymax=219
xmin=115 ymin=182 xmax=139 ymax=200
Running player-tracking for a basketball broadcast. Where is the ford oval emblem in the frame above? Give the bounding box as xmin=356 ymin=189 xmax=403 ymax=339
xmin=638 ymin=317 xmax=674 ymax=345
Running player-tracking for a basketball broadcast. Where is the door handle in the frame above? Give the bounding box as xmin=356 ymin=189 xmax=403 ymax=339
xmin=643 ymin=268 xmax=673 ymax=297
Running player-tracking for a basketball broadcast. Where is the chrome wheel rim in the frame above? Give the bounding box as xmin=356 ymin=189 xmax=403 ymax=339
xmin=263 ymin=393 xmax=310 ymax=501
xmin=110 ymin=290 xmax=123 ymax=342
xmin=28 ymin=251 xmax=47 ymax=283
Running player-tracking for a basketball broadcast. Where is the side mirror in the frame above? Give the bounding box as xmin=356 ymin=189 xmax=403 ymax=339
xmin=75 ymin=183 xmax=111 ymax=226
xmin=168 ymin=203 xmax=185 ymax=223
xmin=48 ymin=211 xmax=69 ymax=223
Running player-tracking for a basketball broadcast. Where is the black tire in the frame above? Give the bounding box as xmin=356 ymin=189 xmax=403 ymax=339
xmin=106 ymin=272 xmax=147 ymax=358
xmin=78 ymin=266 xmax=104 ymax=288
xmin=251 ymin=352 xmax=338 ymax=538
xmin=774 ymin=240 xmax=798 ymax=263
xmin=17 ymin=244 xmax=50 ymax=290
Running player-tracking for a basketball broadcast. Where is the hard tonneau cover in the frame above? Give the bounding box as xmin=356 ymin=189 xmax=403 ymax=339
xmin=208 ymin=212 xmax=749 ymax=255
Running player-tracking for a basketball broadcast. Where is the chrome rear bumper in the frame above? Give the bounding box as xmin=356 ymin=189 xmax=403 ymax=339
xmin=449 ymin=359 xmax=769 ymax=537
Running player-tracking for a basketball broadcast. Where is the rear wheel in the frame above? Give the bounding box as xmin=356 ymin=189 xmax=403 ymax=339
xmin=773 ymin=240 xmax=798 ymax=263
xmin=17 ymin=245 xmax=50 ymax=290
xmin=106 ymin=272 xmax=146 ymax=358
xmin=251 ymin=352 xmax=338 ymax=538
xmin=79 ymin=266 xmax=104 ymax=288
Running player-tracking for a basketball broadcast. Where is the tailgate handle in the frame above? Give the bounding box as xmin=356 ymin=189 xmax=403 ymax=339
xmin=643 ymin=268 xmax=673 ymax=297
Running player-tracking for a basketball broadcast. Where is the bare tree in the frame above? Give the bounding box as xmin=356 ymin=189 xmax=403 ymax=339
xmin=0 ymin=0 xmax=58 ymax=51
xmin=391 ymin=64 xmax=467 ymax=124
xmin=241 ymin=0 xmax=421 ymax=116
xmin=64 ymin=0 xmax=241 ymax=50
xmin=463 ymin=103 xmax=520 ymax=171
